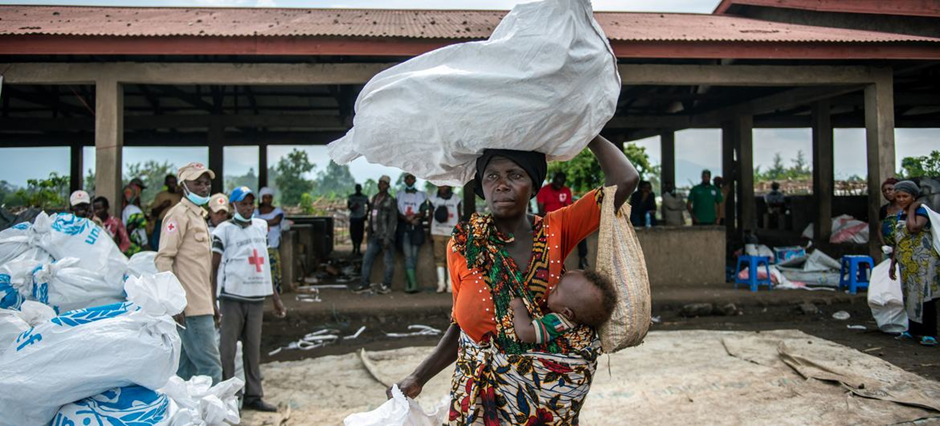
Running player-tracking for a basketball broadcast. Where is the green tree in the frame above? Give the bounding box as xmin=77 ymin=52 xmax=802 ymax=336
xmin=789 ymin=150 xmax=810 ymax=178
xmin=275 ymin=149 xmax=315 ymax=206
xmin=547 ymin=144 xmax=655 ymax=195
xmin=362 ymin=178 xmax=378 ymax=197
xmin=124 ymin=160 xmax=177 ymax=206
xmin=764 ymin=153 xmax=787 ymax=181
xmin=12 ymin=173 xmax=70 ymax=210
xmin=225 ymin=168 xmax=259 ymax=193
xmin=314 ymin=161 xmax=356 ymax=199
xmin=0 ymin=180 xmax=17 ymax=206
xmin=900 ymin=151 xmax=940 ymax=178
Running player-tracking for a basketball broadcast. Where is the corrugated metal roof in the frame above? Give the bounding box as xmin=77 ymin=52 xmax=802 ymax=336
xmin=0 ymin=5 xmax=937 ymax=43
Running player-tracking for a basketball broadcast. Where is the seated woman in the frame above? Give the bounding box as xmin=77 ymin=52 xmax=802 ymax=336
xmin=392 ymin=135 xmax=638 ymax=425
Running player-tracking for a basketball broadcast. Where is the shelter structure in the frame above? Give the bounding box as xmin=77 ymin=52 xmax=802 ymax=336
xmin=1 ymin=0 xmax=938 ymax=277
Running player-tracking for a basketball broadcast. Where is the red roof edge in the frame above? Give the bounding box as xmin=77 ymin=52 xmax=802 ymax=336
xmin=713 ymin=0 xmax=940 ymax=18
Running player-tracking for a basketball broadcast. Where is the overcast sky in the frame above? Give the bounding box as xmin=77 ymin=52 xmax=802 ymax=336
xmin=1 ymin=0 xmax=937 ymax=189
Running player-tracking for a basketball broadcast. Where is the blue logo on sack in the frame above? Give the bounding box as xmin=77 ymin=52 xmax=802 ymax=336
xmin=0 ymin=274 xmax=25 ymax=310
xmin=51 ymin=385 xmax=170 ymax=426
xmin=51 ymin=302 xmax=133 ymax=327
xmin=12 ymin=222 xmax=30 ymax=230
xmin=15 ymin=328 xmax=42 ymax=352
xmin=51 ymin=213 xmax=90 ymax=237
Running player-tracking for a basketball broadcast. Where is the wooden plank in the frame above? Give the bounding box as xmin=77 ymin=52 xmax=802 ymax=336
xmin=660 ymin=131 xmax=676 ymax=188
xmin=864 ymin=68 xmax=896 ymax=259
xmin=620 ymin=64 xmax=881 ymax=86
xmin=0 ymin=62 xmax=396 ymax=85
xmin=95 ymin=79 xmax=124 ymax=216
xmin=736 ymin=115 xmax=755 ymax=234
xmin=812 ymin=100 xmax=834 ymax=242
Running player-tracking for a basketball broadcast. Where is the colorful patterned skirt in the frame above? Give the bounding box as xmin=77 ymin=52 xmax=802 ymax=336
xmin=448 ymin=332 xmax=598 ymax=426
xmin=268 ymin=247 xmax=282 ymax=294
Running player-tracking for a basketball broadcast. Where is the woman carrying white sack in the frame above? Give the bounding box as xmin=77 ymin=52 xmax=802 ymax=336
xmin=332 ymin=1 xmax=651 ymax=424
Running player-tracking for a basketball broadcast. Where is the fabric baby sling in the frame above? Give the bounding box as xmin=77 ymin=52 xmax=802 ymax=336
xmin=597 ymin=185 xmax=652 ymax=353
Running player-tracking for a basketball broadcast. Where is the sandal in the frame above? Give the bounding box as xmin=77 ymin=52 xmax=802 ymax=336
xmin=895 ymin=332 xmax=913 ymax=341
xmin=920 ymin=336 xmax=938 ymax=347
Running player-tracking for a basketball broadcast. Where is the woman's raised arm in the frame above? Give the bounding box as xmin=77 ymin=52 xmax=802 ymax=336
xmin=389 ymin=323 xmax=461 ymax=399
xmin=589 ymin=135 xmax=639 ymax=210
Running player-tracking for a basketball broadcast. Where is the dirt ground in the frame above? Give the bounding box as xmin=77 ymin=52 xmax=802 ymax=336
xmin=259 ymin=285 xmax=939 ymax=382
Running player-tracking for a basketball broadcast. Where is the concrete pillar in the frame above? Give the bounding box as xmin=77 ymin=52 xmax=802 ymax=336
xmin=865 ymin=69 xmax=896 ymax=257
xmin=94 ymin=78 xmax=123 ymax=216
xmin=70 ymin=142 xmax=83 ymax=192
xmin=208 ymin=122 xmax=224 ymax=193
xmin=812 ymin=100 xmax=834 ymax=242
xmin=258 ymin=142 xmax=269 ymax=189
xmin=462 ymin=181 xmax=476 ymax=221
xmin=660 ymin=131 xmax=676 ymax=189
xmin=721 ymin=121 xmax=737 ymax=241
xmin=735 ymin=115 xmax=756 ymax=236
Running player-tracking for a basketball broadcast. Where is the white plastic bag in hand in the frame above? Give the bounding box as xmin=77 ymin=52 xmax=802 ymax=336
xmin=0 ymin=272 xmax=185 ymax=426
xmin=344 ymin=385 xmax=449 ymax=426
xmin=53 ymin=385 xmax=173 ymax=426
xmin=32 ymin=212 xmax=129 ymax=287
xmin=31 ymin=257 xmax=125 ymax=313
xmin=160 ymin=375 xmax=244 ymax=426
xmin=328 ymin=0 xmax=620 ymax=186
xmin=867 ymin=260 xmax=908 ymax=334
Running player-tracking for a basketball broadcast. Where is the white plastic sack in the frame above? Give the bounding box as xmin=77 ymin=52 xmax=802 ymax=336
xmin=830 ymin=214 xmax=869 ymax=244
xmin=0 ymin=259 xmax=34 ymax=310
xmin=32 ymin=212 xmax=129 ymax=287
xmin=159 ymin=375 xmax=244 ymax=426
xmin=867 ymin=260 xmax=908 ymax=334
xmin=29 ymin=257 xmax=125 ymax=313
xmin=0 ymin=272 xmax=185 ymax=426
xmin=53 ymin=385 xmax=172 ymax=426
xmin=344 ymin=385 xmax=449 ymax=426
xmin=925 ymin=206 xmax=940 ymax=257
xmin=0 ymin=221 xmax=53 ymax=267
xmin=0 ymin=302 xmax=55 ymax=356
xmin=328 ymin=0 xmax=620 ymax=186
xmin=127 ymin=250 xmax=159 ymax=279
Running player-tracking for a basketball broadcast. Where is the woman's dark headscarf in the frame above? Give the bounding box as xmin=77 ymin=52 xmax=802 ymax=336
xmin=473 ymin=149 xmax=547 ymax=199
xmin=894 ymin=180 xmax=920 ymax=197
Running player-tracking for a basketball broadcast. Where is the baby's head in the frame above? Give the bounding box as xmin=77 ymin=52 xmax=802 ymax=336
xmin=546 ymin=269 xmax=616 ymax=328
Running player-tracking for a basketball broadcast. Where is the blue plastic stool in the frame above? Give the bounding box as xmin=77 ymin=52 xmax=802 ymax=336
xmin=839 ymin=255 xmax=874 ymax=294
xmin=734 ymin=255 xmax=772 ymax=292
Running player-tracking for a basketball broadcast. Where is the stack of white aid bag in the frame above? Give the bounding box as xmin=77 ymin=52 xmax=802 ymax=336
xmin=0 ymin=221 xmax=52 ymax=265
xmin=31 ymin=212 xmax=128 ymax=287
xmin=328 ymin=0 xmax=621 ymax=186
xmin=1 ymin=257 xmax=125 ymax=314
xmin=0 ymin=272 xmax=186 ymax=426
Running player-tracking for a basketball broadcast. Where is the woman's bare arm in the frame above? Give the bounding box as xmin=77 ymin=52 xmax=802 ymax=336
xmin=391 ymin=323 xmax=461 ymax=399
xmin=588 ymin=135 xmax=639 ymax=210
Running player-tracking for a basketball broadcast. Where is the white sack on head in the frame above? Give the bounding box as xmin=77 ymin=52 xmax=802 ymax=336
xmin=328 ymin=0 xmax=620 ymax=186
xmin=0 ymin=273 xmax=184 ymax=426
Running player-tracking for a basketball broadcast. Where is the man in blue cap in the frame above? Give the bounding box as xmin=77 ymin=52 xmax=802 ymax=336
xmin=211 ymin=186 xmax=286 ymax=412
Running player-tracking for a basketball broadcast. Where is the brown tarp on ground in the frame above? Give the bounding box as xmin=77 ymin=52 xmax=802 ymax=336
xmin=243 ymin=330 xmax=940 ymax=426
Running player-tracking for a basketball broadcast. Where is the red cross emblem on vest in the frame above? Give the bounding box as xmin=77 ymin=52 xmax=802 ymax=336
xmin=248 ymin=248 xmax=265 ymax=273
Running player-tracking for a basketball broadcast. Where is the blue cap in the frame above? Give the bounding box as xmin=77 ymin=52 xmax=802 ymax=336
xmin=229 ymin=186 xmax=254 ymax=203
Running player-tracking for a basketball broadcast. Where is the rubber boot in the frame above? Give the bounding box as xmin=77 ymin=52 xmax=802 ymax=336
xmin=405 ymin=269 xmax=420 ymax=294
xmin=436 ymin=266 xmax=447 ymax=293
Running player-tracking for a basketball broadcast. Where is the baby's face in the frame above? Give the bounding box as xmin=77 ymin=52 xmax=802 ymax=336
xmin=547 ymin=271 xmax=591 ymax=318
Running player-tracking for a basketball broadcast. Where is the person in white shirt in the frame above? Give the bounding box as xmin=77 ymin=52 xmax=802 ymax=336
xmin=661 ymin=182 xmax=686 ymax=227
xmin=396 ymin=173 xmax=428 ymax=294
xmin=427 ymin=185 xmax=461 ymax=293
xmin=211 ymin=186 xmax=286 ymax=412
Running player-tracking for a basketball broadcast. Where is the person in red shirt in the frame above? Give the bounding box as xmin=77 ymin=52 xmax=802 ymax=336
xmin=537 ymin=172 xmax=589 ymax=268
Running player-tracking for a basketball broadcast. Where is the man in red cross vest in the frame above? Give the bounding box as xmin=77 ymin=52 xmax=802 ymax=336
xmin=211 ymin=186 xmax=286 ymax=412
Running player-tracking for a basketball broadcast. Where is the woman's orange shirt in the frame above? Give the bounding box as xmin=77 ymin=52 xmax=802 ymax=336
xmin=448 ymin=189 xmax=602 ymax=343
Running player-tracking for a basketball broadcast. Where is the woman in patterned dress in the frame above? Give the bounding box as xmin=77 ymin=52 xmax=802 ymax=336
xmin=391 ymin=135 xmax=638 ymax=425
xmin=889 ymin=180 xmax=939 ymax=346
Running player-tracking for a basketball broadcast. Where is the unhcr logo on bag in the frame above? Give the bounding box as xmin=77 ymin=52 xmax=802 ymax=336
xmin=50 ymin=213 xmax=89 ymax=237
